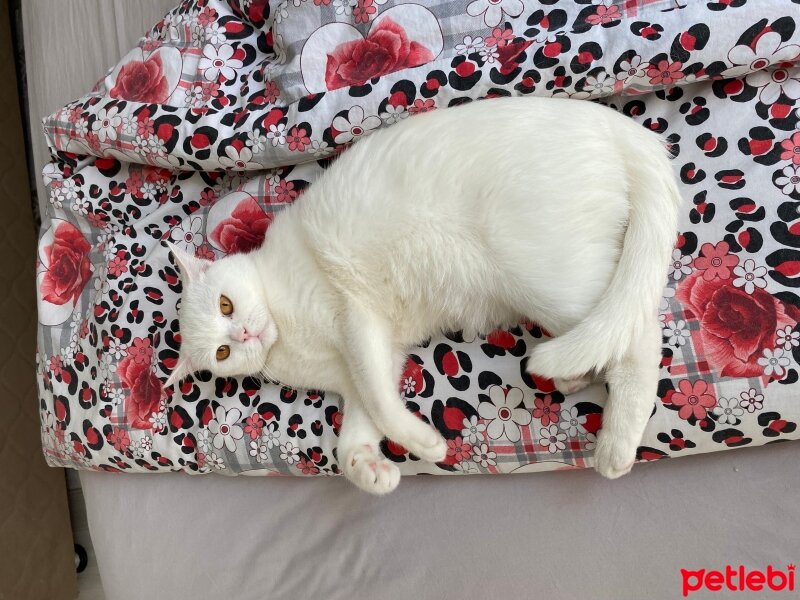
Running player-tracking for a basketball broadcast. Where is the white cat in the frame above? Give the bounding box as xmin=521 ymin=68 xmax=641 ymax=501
xmin=165 ymin=97 xmax=681 ymax=494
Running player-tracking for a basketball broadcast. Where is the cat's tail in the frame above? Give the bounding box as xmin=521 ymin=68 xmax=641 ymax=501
xmin=526 ymin=123 xmax=680 ymax=380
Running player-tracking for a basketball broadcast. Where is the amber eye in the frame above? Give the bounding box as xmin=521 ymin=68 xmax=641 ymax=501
xmin=219 ymin=295 xmax=233 ymax=316
xmin=216 ymin=345 xmax=230 ymax=361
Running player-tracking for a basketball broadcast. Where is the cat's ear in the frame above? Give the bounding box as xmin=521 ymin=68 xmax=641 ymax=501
xmin=163 ymin=354 xmax=195 ymax=389
xmin=166 ymin=241 xmax=208 ymax=282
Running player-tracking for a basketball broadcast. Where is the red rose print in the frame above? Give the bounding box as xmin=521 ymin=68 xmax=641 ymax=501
xmin=118 ymin=356 xmax=164 ymax=429
xmin=110 ymin=53 xmax=170 ymax=103
xmin=40 ymin=222 xmax=92 ymax=306
xmin=325 ymin=18 xmax=434 ymax=91
xmin=671 ymin=379 xmax=716 ymax=420
xmin=677 ymin=271 xmax=800 ymax=377
xmin=210 ymin=197 xmax=272 ymax=254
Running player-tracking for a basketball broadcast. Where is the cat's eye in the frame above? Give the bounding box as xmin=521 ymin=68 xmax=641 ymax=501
xmin=216 ymin=345 xmax=230 ymax=361
xmin=219 ymin=295 xmax=234 ymax=316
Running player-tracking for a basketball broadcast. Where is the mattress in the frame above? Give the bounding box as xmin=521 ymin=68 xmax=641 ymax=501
xmin=34 ymin=0 xmax=800 ymax=480
xmin=80 ymin=442 xmax=800 ymax=600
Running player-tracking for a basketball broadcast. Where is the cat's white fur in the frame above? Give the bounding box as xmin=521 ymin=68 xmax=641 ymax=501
xmin=165 ymin=97 xmax=681 ymax=494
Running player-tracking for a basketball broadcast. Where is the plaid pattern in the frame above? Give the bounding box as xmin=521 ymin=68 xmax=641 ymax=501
xmin=619 ymin=0 xmax=685 ymax=17
xmin=35 ymin=0 xmax=800 ymax=478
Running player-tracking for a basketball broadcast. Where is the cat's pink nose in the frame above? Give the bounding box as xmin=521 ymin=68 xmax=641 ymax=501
xmin=234 ymin=327 xmax=252 ymax=342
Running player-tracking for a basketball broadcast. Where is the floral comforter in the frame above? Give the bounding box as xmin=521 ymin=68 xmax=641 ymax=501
xmin=37 ymin=0 xmax=800 ymax=477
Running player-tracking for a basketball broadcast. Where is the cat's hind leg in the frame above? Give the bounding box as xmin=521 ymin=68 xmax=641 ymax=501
xmin=593 ymin=319 xmax=662 ymax=479
xmin=338 ymin=398 xmax=400 ymax=495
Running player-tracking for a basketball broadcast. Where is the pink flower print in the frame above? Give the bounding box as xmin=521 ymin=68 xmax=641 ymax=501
xmin=107 ymin=427 xmax=131 ymax=453
xmin=244 ymin=413 xmax=265 ymax=440
xmin=671 ymin=380 xmax=716 ymax=421
xmin=199 ymin=189 xmax=217 ymax=206
xmin=275 ymin=180 xmax=298 ymax=203
xmin=87 ymin=212 xmax=107 ymax=228
xmin=297 ymin=457 xmax=320 ymax=475
xmin=286 ymin=127 xmax=310 ymax=152
xmin=693 ymin=242 xmax=739 ymax=281
xmin=353 ymin=0 xmax=376 ymax=24
xmin=586 ymin=5 xmax=621 ymax=26
xmin=780 ymin=132 xmax=800 ymax=166
xmin=195 ymin=244 xmax=216 ymax=261
xmin=197 ymin=6 xmax=217 ymax=27
xmin=409 ymin=99 xmax=436 ymax=115
xmin=137 ymin=116 xmax=155 ymax=138
xmin=533 ymin=394 xmax=561 ymax=426
xmin=646 ymin=60 xmax=684 ymax=86
xmin=447 ymin=437 xmax=473 ymax=463
xmin=486 ymin=27 xmax=513 ymax=48
xmin=107 ymin=251 xmax=129 ymax=277
xmin=264 ymin=80 xmax=280 ymax=104
xmin=125 ymin=170 xmax=144 ymax=197
xmin=129 ymin=337 xmax=154 ymax=366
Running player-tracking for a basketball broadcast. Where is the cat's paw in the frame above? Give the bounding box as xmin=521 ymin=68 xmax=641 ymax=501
xmin=593 ymin=431 xmax=636 ymax=479
xmin=343 ymin=444 xmax=401 ymax=495
xmin=408 ymin=430 xmax=448 ymax=464
xmin=388 ymin=417 xmax=448 ymax=464
xmin=553 ymin=375 xmax=592 ymax=395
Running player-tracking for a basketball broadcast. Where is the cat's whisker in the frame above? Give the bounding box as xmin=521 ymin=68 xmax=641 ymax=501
xmin=258 ymin=362 xmax=278 ymax=384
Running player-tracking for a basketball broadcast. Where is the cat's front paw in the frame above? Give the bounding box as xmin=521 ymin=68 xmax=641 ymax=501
xmin=390 ymin=418 xmax=448 ymax=464
xmin=593 ymin=431 xmax=636 ymax=479
xmin=409 ymin=431 xmax=448 ymax=464
xmin=343 ymin=444 xmax=401 ymax=495
xmin=553 ymin=374 xmax=593 ymax=395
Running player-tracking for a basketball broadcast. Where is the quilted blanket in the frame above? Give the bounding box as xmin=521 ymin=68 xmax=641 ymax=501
xmin=37 ymin=0 xmax=800 ymax=477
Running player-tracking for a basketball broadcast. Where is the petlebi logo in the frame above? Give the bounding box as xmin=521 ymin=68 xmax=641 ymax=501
xmin=682 ymin=564 xmax=795 ymax=596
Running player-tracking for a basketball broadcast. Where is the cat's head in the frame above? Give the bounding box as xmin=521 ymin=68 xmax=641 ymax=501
xmin=164 ymin=242 xmax=277 ymax=387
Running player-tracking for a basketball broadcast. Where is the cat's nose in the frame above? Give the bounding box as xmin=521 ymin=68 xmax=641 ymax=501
xmin=233 ymin=327 xmax=250 ymax=342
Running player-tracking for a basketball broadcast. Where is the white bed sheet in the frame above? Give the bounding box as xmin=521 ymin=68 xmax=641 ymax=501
xmin=81 ymin=443 xmax=800 ymax=600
